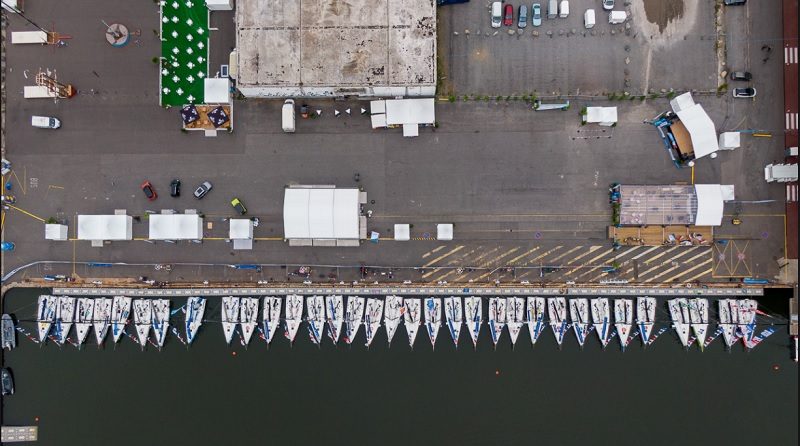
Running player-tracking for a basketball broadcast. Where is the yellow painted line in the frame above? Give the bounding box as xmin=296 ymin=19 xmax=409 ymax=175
xmin=525 ymin=245 xmax=564 ymax=265
xmin=5 ymin=204 xmax=45 ymax=222
xmin=11 ymin=169 xmax=26 ymax=195
xmin=682 ymin=267 xmax=714 ymax=283
xmin=641 ymin=249 xmax=710 ymax=282
xmin=1 ymin=210 xmax=5 ymax=231
xmin=579 ymin=246 xmax=648 ymax=281
xmin=421 ymin=245 xmax=465 ymax=269
xmin=506 ymin=246 xmax=541 ymax=265
xmin=422 ymin=245 xmax=447 ymax=259
xmin=549 ymin=245 xmax=585 ymax=263
xmin=691 ymin=165 xmax=695 ymax=184
xmin=630 ymin=246 xmax=662 ymax=260
xmin=562 ymin=248 xmax=615 ymax=276
xmin=661 ymin=259 xmax=713 ymax=283
xmin=564 ymin=246 xmax=603 ymax=265
xmin=49 ymin=185 xmax=65 ymax=189
xmin=426 ymin=247 xmax=485 ymax=282
xmin=642 ymin=246 xmax=681 ymax=265
xmin=72 ymin=240 xmax=76 ymax=276
xmin=449 ymin=247 xmax=512 ymax=282
xmin=254 ymin=237 xmax=284 ymax=241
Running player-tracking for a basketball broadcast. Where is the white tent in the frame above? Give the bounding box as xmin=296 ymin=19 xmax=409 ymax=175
xmin=148 ymin=214 xmax=203 ymax=240
xmin=669 ymin=93 xmax=719 ymax=159
xmin=204 ymin=78 xmax=230 ymax=104
xmin=77 ymin=215 xmax=133 ymax=241
xmin=229 ymin=218 xmax=254 ymax=250
xmin=437 ymin=224 xmax=454 ymax=241
xmin=719 ymin=132 xmax=741 ymax=150
xmin=694 ymin=184 xmax=729 ymax=226
xmin=385 ymin=99 xmax=435 ymax=125
xmin=394 ymin=224 xmax=410 ymax=241
xmin=45 ymin=224 xmax=69 ymax=241
xmin=585 ymin=107 xmax=618 ymax=126
xmin=283 ymin=187 xmax=360 ymax=242
xmin=205 ymin=0 xmax=232 ymax=10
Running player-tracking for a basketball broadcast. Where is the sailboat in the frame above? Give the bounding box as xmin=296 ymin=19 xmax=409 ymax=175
xmin=344 ymin=296 xmax=365 ymax=345
xmin=636 ymin=297 xmax=656 ymax=345
xmin=262 ymin=296 xmax=282 ymax=345
xmin=488 ymin=297 xmax=507 ymax=348
xmin=221 ymin=296 xmax=241 ymax=345
xmin=111 ymin=296 xmax=132 ymax=343
xmin=151 ymin=299 xmax=170 ymax=349
xmin=738 ymin=299 xmax=758 ymax=348
xmin=526 ymin=297 xmax=546 ymax=346
xmin=92 ymin=297 xmax=112 ymax=346
xmin=184 ymin=297 xmax=206 ymax=345
xmin=239 ymin=297 xmax=259 ymax=346
xmin=132 ymin=299 xmax=152 ymax=349
xmin=591 ymin=298 xmax=611 ymax=348
xmin=668 ymin=298 xmax=691 ymax=348
xmin=325 ymin=295 xmax=344 ymax=345
xmin=404 ymin=298 xmax=422 ymax=349
xmin=548 ymin=297 xmax=568 ymax=347
xmin=383 ymin=295 xmax=404 ymax=347
xmin=74 ymin=298 xmax=95 ymax=346
xmin=444 ymin=296 xmax=463 ymax=348
xmin=613 ymin=299 xmax=633 ymax=351
xmin=284 ymin=294 xmax=304 ymax=344
xmin=570 ymin=298 xmax=590 ymax=348
xmin=36 ymin=295 xmax=58 ymax=343
xmin=464 ymin=296 xmax=482 ymax=349
xmin=718 ymin=299 xmax=738 ymax=349
xmin=306 ymin=295 xmax=326 ymax=345
xmin=364 ymin=298 xmax=384 ymax=348
xmin=424 ymin=297 xmax=442 ymax=349
xmin=506 ymin=297 xmax=525 ymax=348
xmin=688 ymin=298 xmax=709 ymax=349
xmin=54 ymin=296 xmax=76 ymax=345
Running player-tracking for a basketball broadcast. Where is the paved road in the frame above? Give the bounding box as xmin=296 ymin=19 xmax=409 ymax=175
xmin=0 ymin=0 xmax=790 ymax=285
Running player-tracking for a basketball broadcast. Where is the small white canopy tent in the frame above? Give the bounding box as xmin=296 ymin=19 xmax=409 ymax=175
xmin=370 ymin=98 xmax=435 ymax=134
xmin=585 ymin=107 xmax=618 ymax=126
xmin=204 ymin=78 xmax=230 ymax=104
xmin=77 ymin=215 xmax=133 ymax=241
xmin=229 ymin=219 xmax=254 ymax=250
xmin=669 ymin=92 xmax=719 ymax=159
xmin=694 ymin=184 xmax=731 ymax=226
xmin=394 ymin=224 xmax=410 ymax=241
xmin=437 ymin=224 xmax=454 ymax=241
xmin=45 ymin=224 xmax=69 ymax=241
xmin=283 ymin=187 xmax=361 ymax=245
xmin=148 ymin=214 xmax=203 ymax=240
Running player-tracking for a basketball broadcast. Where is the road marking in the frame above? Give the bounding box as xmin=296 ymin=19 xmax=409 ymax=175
xmin=421 ymin=245 xmax=465 ymax=269
xmin=641 ymin=249 xmax=710 ymax=282
xmin=642 ymin=246 xmax=681 ymax=265
xmin=630 ymin=246 xmax=662 ymax=260
xmin=422 ymin=245 xmax=446 ymax=259
xmin=469 ymin=248 xmax=523 ymax=281
xmin=564 ymin=246 xmax=603 ymax=265
xmin=548 ymin=246 xmax=585 ymax=263
xmin=682 ymin=267 xmax=714 ymax=283
xmin=524 ymin=245 xmax=564 ymax=265
xmin=506 ymin=246 xmax=541 ymax=265
xmin=5 ymin=205 xmax=45 ymax=222
xmin=562 ymin=248 xmax=614 ymax=276
xmin=661 ymin=258 xmax=713 ymax=283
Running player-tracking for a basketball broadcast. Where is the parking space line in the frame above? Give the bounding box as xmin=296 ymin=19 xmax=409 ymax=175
xmin=524 ymin=245 xmax=564 ymax=266
xmin=661 ymin=259 xmax=714 ymax=283
xmin=421 ymin=245 xmax=465 ymax=268
xmin=564 ymin=246 xmax=603 ymax=265
xmin=642 ymin=246 xmax=681 ymax=265
xmin=422 ymin=245 xmax=446 ymax=259
xmin=641 ymin=250 xmax=710 ymax=282
xmin=506 ymin=246 xmax=541 ymax=265
xmin=5 ymin=205 xmax=45 ymax=222
xmin=682 ymin=267 xmax=714 ymax=283
xmin=635 ymin=247 xmax=704 ymax=278
xmin=548 ymin=246 xmax=585 ymax=264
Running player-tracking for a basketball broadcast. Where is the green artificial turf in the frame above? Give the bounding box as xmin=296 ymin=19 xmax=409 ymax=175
xmin=160 ymin=0 xmax=209 ymax=106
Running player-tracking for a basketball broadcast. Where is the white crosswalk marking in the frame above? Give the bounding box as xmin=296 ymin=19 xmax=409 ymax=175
xmin=785 ymin=46 xmax=798 ymax=64
xmin=787 ymin=113 xmax=798 ymax=130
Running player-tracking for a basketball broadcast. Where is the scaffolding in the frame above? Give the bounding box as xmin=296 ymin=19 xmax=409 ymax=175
xmin=35 ymin=69 xmax=75 ymax=98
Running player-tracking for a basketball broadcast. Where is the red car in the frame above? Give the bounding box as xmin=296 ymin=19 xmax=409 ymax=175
xmin=141 ymin=181 xmax=157 ymax=201
xmin=503 ymin=4 xmax=514 ymax=26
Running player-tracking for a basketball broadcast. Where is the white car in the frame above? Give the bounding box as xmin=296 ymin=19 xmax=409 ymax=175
xmin=31 ymin=116 xmax=61 ymax=129
xmin=491 ymin=2 xmax=502 ymax=28
xmin=732 ymin=87 xmax=756 ymax=98
xmin=602 ymin=0 xmax=614 ymax=10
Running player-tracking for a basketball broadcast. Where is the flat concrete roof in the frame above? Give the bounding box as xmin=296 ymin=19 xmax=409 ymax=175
xmin=235 ymin=0 xmax=436 ymax=89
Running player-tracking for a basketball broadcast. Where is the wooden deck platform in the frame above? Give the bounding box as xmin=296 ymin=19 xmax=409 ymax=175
xmin=608 ymin=225 xmax=713 ymax=246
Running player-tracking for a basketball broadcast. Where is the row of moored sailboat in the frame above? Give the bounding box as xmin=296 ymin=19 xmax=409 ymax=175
xmin=33 ymin=295 xmax=762 ymax=350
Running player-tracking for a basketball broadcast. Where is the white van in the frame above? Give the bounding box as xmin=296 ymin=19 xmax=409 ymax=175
xmin=559 ymin=1 xmax=569 ymax=17
xmin=11 ymin=31 xmax=48 ymax=44
xmin=31 ymin=116 xmax=61 ymax=129
xmin=584 ymin=8 xmax=596 ymax=29
xmin=609 ymin=10 xmax=627 ymax=24
xmin=491 ymin=2 xmax=502 ymax=28
xmin=282 ymin=99 xmax=296 ymax=133
xmin=547 ymin=0 xmax=558 ymax=19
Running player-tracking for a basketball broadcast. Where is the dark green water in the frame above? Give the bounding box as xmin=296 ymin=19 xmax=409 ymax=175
xmin=2 ymin=288 xmax=797 ymax=445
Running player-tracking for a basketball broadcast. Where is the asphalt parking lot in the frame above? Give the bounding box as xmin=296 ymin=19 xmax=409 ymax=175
xmin=0 ymin=0 xmax=791 ymax=286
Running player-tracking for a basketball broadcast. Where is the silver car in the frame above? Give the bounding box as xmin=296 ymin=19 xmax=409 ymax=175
xmin=518 ymin=5 xmax=528 ymax=28
xmin=193 ymin=181 xmax=213 ymax=199
xmin=602 ymin=0 xmax=614 ymax=10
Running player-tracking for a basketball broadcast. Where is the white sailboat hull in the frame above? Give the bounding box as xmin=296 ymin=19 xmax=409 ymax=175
xmin=284 ymin=295 xmax=305 ymax=344
xmin=307 ymin=296 xmax=326 ymax=345
xmin=591 ymin=298 xmax=611 ymax=348
xmin=404 ymin=299 xmax=422 ymax=349
xmin=526 ymin=297 xmax=546 ymax=346
xmin=464 ymin=297 xmax=482 ymax=349
xmin=222 ymin=297 xmax=241 ymax=345
xmin=636 ymin=297 xmax=656 ymax=345
xmin=185 ymin=297 xmax=206 ymax=345
xmin=383 ymin=295 xmax=404 ymax=347
xmin=111 ymin=296 xmax=132 ymax=344
xmin=548 ymin=297 xmax=567 ymax=346
xmin=262 ymin=297 xmax=282 ymax=345
xmin=444 ymin=297 xmax=463 ymax=348
xmin=75 ymin=298 xmax=95 ymax=346
xmin=570 ymin=299 xmax=590 ymax=347
xmin=364 ymin=298 xmax=384 ymax=348
xmin=240 ymin=297 xmax=259 ymax=346
xmin=614 ymin=299 xmax=633 ymax=351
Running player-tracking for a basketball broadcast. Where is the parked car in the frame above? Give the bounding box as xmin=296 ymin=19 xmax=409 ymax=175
xmin=1 ymin=368 xmax=13 ymax=396
xmin=723 ymin=0 xmax=746 ymax=5
xmin=732 ymin=87 xmax=756 ymax=98
xmin=31 ymin=116 xmax=61 ymax=129
xmin=491 ymin=1 xmax=502 ymax=28
xmin=230 ymin=198 xmax=247 ymax=215
xmin=729 ymin=71 xmax=752 ymax=81
xmin=532 ymin=3 xmax=542 ymax=26
xmin=517 ymin=5 xmax=528 ymax=27
xmin=1 ymin=241 xmax=14 ymax=252
xmin=503 ymin=3 xmax=514 ymax=26
xmin=170 ymin=178 xmax=181 ymax=197
xmin=140 ymin=181 xmax=157 ymax=201
xmin=602 ymin=0 xmax=614 ymax=10
xmin=193 ymin=181 xmax=213 ymax=199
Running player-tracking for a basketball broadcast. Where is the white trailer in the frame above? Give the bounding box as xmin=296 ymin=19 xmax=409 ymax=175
xmin=609 ymin=10 xmax=627 ymax=24
xmin=764 ymin=164 xmax=798 ymax=183
xmin=23 ymin=86 xmax=57 ymax=99
xmin=11 ymin=31 xmax=50 ymax=44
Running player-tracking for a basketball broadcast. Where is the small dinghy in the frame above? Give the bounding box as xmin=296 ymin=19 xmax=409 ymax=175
xmin=464 ymin=296 xmax=482 ymax=349
xmin=668 ymin=298 xmax=691 ymax=348
xmin=75 ymin=298 xmax=95 ymax=347
xmin=548 ymin=297 xmax=568 ymax=347
xmin=325 ymin=295 xmax=344 ymax=345
xmin=132 ymin=299 xmax=152 ymax=349
xmin=738 ymin=299 xmax=758 ymax=348
xmin=591 ymin=298 xmax=611 ymax=348
xmin=526 ymin=297 xmax=546 ymax=346
xmin=55 ymin=296 xmax=76 ymax=345
xmin=505 ymin=297 xmax=525 ymax=348
xmin=404 ymin=298 xmax=422 ymax=349
xmin=284 ymin=295 xmax=305 ymax=344
xmin=636 ymin=297 xmax=656 ymax=346
xmin=262 ymin=296 xmax=282 ymax=345
xmin=92 ymin=297 xmax=112 ymax=346
xmin=111 ymin=296 xmax=132 ymax=344
xmin=718 ymin=299 xmax=739 ymax=349
xmin=614 ymin=299 xmax=633 ymax=351
xmin=570 ymin=298 xmax=590 ymax=348
xmin=151 ymin=299 xmax=171 ymax=349
xmin=444 ymin=296 xmax=463 ymax=348
xmin=221 ymin=296 xmax=241 ymax=345
xmin=306 ymin=295 xmax=326 ymax=345
xmin=383 ymin=295 xmax=404 ymax=347
xmin=424 ymin=297 xmax=442 ymax=350
xmin=239 ymin=297 xmax=259 ymax=346
xmin=488 ymin=297 xmax=507 ymax=348
xmin=37 ymin=295 xmax=58 ymax=343
xmin=185 ymin=297 xmax=206 ymax=345
xmin=344 ymin=296 xmax=365 ymax=345
xmin=688 ymin=298 xmax=709 ymax=350
xmin=364 ymin=298 xmax=384 ymax=348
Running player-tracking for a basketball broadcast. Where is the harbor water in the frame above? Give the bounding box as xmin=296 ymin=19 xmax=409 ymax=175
xmin=1 ymin=287 xmax=797 ymax=445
